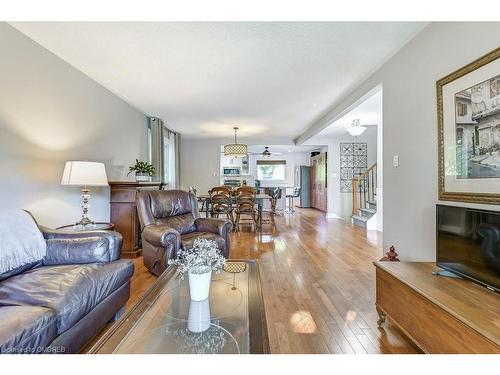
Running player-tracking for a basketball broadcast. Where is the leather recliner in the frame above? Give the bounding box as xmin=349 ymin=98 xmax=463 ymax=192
xmin=136 ymin=190 xmax=232 ymax=276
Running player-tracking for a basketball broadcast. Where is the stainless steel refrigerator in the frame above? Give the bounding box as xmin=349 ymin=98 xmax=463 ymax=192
xmin=294 ymin=166 xmax=311 ymax=208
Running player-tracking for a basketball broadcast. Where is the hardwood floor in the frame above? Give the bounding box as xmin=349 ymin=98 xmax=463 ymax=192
xmin=128 ymin=208 xmax=417 ymax=354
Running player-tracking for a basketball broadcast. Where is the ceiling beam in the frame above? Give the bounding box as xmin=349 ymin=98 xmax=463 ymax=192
xmin=295 ymin=84 xmax=383 ymax=145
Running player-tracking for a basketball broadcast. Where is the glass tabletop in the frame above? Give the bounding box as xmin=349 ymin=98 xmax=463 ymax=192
xmin=88 ymin=260 xmax=268 ymax=354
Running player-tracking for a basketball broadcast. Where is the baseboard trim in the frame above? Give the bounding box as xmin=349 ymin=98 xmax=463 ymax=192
xmin=326 ymin=213 xmax=342 ymax=219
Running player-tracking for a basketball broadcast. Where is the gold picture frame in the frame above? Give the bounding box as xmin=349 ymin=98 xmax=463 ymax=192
xmin=437 ymin=47 xmax=500 ymax=204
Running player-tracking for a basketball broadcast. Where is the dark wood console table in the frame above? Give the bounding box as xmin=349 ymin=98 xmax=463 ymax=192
xmin=109 ymin=181 xmax=162 ymax=258
xmin=374 ymin=261 xmax=500 ymax=353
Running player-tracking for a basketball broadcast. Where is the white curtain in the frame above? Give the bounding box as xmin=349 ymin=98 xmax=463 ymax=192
xmin=163 ymin=128 xmax=178 ymax=189
xmin=148 ymin=118 xmax=180 ymax=189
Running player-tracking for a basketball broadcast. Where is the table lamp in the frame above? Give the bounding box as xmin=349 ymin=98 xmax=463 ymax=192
xmin=61 ymin=161 xmax=109 ymax=226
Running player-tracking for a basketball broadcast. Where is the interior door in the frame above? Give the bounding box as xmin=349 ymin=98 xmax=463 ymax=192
xmin=311 ymin=153 xmax=327 ymax=211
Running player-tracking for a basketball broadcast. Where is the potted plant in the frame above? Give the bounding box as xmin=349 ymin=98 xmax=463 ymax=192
xmin=127 ymin=159 xmax=155 ymax=181
xmin=168 ymin=238 xmax=226 ymax=301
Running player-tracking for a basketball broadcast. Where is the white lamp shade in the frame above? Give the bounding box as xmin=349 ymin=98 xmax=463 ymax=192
xmin=61 ymin=161 xmax=108 ymax=186
xmin=346 ymin=126 xmax=366 ymax=137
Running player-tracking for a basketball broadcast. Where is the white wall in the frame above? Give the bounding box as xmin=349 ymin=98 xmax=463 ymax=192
xmin=327 ymin=126 xmax=378 ymax=220
xmin=180 ymin=138 xmax=223 ymax=194
xmin=300 ymin=22 xmax=500 ymax=261
xmin=0 ymin=23 xmax=148 ymax=228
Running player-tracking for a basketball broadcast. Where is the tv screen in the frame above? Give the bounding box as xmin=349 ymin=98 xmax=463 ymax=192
xmin=437 ymin=204 xmax=500 ymax=293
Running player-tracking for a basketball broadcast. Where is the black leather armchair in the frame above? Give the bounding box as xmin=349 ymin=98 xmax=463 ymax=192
xmin=136 ymin=190 xmax=232 ymax=276
xmin=0 ymin=217 xmax=134 ymax=354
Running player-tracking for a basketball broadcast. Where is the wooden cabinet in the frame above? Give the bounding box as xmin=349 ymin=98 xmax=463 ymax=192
xmin=374 ymin=261 xmax=500 ymax=353
xmin=311 ymin=153 xmax=327 ymax=211
xmin=109 ymin=181 xmax=162 ymax=258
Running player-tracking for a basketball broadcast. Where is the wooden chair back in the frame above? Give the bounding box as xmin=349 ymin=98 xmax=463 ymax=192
xmin=237 ymin=186 xmax=256 ymax=194
xmin=235 ymin=187 xmax=256 ymax=213
xmin=209 ymin=186 xmax=232 ymax=214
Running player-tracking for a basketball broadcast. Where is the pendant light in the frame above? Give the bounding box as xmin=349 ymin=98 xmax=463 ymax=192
xmin=224 ymin=127 xmax=247 ymax=158
xmin=262 ymin=146 xmax=271 ymax=158
xmin=346 ymin=119 xmax=366 ymax=137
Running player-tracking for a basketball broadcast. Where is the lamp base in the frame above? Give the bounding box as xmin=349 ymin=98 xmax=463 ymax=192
xmin=76 ymin=187 xmax=95 ymax=227
xmin=75 ymin=217 xmax=95 ymax=227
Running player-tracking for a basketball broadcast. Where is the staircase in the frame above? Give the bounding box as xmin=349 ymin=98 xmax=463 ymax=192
xmin=351 ymin=163 xmax=377 ymax=229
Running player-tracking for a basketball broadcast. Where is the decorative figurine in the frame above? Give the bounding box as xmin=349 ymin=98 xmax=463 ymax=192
xmin=380 ymin=246 xmax=400 ymax=261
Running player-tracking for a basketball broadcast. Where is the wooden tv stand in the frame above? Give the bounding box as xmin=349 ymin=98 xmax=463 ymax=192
xmin=374 ymin=261 xmax=500 ymax=353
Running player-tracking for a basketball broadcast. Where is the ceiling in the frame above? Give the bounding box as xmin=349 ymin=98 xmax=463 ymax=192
xmin=304 ymin=89 xmax=382 ymax=145
xmin=10 ymin=22 xmax=425 ymax=143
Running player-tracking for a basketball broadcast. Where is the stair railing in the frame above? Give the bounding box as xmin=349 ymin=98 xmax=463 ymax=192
xmin=352 ymin=163 xmax=377 ymax=216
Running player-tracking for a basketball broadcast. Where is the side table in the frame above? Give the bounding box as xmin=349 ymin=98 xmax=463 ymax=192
xmin=56 ymin=222 xmax=115 ymax=231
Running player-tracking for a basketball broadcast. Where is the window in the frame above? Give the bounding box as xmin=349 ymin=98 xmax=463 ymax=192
xmin=256 ymin=160 xmax=286 ymax=180
xmin=456 ymin=101 xmax=468 ymax=116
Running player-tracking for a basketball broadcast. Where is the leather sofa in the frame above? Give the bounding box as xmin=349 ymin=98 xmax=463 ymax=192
xmin=136 ymin=190 xmax=232 ymax=276
xmin=0 ymin=218 xmax=133 ymax=354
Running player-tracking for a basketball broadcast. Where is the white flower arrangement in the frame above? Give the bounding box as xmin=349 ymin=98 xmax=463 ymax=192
xmin=168 ymin=238 xmax=226 ymax=276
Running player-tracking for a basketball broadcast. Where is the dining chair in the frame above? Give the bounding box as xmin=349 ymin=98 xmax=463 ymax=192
xmin=237 ymin=186 xmax=256 ymax=194
xmin=234 ymin=187 xmax=257 ymax=230
xmin=189 ymin=186 xmax=209 ymax=215
xmin=209 ymin=186 xmax=234 ymax=223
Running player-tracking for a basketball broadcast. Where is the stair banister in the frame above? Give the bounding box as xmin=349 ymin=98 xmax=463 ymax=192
xmin=351 ymin=163 xmax=377 ymax=218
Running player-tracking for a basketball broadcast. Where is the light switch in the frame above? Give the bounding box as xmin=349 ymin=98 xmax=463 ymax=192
xmin=393 ymin=155 xmax=399 ymax=167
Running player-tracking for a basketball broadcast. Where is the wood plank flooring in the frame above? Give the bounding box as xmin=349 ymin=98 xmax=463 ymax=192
xmin=128 ymin=208 xmax=417 ymax=354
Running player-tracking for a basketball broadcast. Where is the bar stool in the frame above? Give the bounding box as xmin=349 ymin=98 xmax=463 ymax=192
xmin=261 ymin=187 xmax=281 ymax=229
xmin=285 ymin=187 xmax=301 ymax=214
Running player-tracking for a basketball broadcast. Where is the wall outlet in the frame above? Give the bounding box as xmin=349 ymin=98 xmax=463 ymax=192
xmin=392 ymin=155 xmax=399 ymax=167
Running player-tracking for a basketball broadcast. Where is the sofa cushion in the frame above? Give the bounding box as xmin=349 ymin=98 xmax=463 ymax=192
xmin=0 ymin=305 xmax=57 ymax=354
xmin=181 ymin=232 xmax=225 ymax=252
xmin=0 ymin=261 xmax=41 ymax=282
xmin=0 ymin=210 xmax=46 ymax=275
xmin=0 ymin=260 xmax=134 ymax=334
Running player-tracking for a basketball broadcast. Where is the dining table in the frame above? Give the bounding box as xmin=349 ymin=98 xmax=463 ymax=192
xmin=196 ymin=192 xmax=273 ymax=231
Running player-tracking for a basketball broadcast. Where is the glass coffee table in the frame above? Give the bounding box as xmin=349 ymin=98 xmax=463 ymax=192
xmin=88 ymin=260 xmax=269 ymax=354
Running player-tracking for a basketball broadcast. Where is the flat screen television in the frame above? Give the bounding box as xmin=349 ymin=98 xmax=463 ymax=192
xmin=437 ymin=204 xmax=500 ymax=293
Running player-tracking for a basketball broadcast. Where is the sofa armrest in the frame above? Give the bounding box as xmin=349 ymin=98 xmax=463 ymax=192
xmin=43 ymin=237 xmax=112 ymax=265
xmin=39 ymin=226 xmax=123 ymax=261
xmin=195 ymin=218 xmax=232 ymax=237
xmin=142 ymin=225 xmax=181 ymax=249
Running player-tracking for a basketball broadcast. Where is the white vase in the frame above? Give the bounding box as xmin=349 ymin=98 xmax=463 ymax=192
xmin=188 ymin=271 xmax=212 ymax=301
xmin=187 ymin=299 xmax=211 ymax=333
xmin=135 ymin=173 xmax=150 ymax=182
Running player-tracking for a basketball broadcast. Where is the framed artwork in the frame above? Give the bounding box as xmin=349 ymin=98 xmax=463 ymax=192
xmin=437 ymin=47 xmax=500 ymax=204
xmin=340 ymin=142 xmax=367 ymax=193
